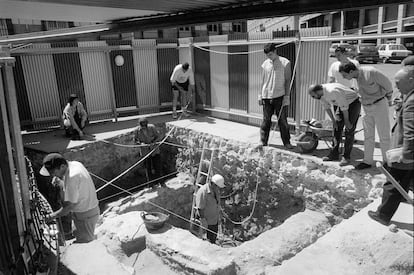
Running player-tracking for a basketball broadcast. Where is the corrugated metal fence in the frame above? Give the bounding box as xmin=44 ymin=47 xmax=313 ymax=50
xmin=11 ymin=29 xmax=330 ymax=129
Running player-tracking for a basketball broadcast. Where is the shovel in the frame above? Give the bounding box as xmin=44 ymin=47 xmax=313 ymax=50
xmin=376 ymin=162 xmax=414 ymax=206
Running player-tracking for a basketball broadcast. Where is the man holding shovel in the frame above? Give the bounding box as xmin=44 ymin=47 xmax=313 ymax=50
xmin=368 ymin=64 xmax=414 ymax=225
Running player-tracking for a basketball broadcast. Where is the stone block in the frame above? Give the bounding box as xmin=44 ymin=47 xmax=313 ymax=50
xmin=60 ymin=240 xmax=134 ymax=275
xmin=146 ymin=227 xmax=236 ymax=275
xmin=96 ymin=211 xmax=148 ymax=255
xmin=229 ymin=209 xmax=331 ymax=275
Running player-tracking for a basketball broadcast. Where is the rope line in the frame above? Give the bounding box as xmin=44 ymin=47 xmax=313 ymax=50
xmin=221 ymin=172 xmax=261 ymax=225
xmin=193 ymin=40 xmax=295 ymax=55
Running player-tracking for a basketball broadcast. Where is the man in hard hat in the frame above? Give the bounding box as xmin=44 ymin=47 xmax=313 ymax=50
xmin=195 ymin=174 xmax=225 ymax=244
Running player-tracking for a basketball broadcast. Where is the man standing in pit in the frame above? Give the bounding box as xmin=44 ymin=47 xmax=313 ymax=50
xmin=308 ymin=83 xmax=361 ymax=166
xmin=339 ymin=62 xmax=393 ymax=170
xmin=258 ymin=43 xmax=294 ymax=149
xmin=196 ymin=174 xmax=225 ymax=244
xmin=40 ymin=153 xmax=99 ymax=243
xmin=170 ymin=62 xmax=195 ymax=119
xmin=134 ymin=117 xmax=162 ymax=183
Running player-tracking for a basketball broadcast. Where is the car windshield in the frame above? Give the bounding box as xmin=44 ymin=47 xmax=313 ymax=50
xmin=389 ymin=44 xmax=407 ymax=50
xmin=359 ymin=45 xmax=376 ymax=51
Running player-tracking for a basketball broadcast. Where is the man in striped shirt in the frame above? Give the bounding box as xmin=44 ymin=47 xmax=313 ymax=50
xmin=308 ymin=83 xmax=361 ymax=166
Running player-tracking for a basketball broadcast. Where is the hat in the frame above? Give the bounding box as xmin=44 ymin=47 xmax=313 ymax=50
xmin=39 ymin=153 xmax=66 ymax=176
xmin=211 ymin=174 xmax=225 ymax=188
xmin=68 ymin=94 xmax=79 ymax=104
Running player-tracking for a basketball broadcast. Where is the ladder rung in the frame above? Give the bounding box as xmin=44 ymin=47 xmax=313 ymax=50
xmin=196 ymin=183 xmax=203 ymax=187
xmin=199 ymin=171 xmax=209 ymax=176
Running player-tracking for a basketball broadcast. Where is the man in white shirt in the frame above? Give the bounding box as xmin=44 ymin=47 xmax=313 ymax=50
xmin=40 ymin=153 xmax=99 ymax=243
xmin=328 ymin=46 xmax=359 ymax=89
xmin=258 ymin=43 xmax=293 ymax=149
xmin=308 ymin=83 xmax=361 ymax=166
xmin=170 ymin=62 xmax=195 ymax=119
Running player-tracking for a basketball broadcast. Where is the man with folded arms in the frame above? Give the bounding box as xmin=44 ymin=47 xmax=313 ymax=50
xmin=339 ymin=63 xmax=392 ymax=170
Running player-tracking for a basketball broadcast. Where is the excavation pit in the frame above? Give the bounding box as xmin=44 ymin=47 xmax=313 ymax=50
xmin=25 ymin=118 xmax=383 ymax=274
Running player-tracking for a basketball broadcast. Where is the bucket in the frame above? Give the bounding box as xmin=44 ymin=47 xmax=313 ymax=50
xmin=141 ymin=212 xmax=169 ymax=231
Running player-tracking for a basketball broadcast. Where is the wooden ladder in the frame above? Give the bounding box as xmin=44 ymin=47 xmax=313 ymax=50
xmin=189 ymin=141 xmax=217 ymax=234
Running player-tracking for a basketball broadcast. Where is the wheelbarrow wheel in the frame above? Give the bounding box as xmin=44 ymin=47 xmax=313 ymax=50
xmin=297 ymin=132 xmax=318 ymax=153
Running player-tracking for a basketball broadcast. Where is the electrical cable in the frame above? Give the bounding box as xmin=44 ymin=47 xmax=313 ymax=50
xmin=193 ymin=40 xmax=295 ymax=55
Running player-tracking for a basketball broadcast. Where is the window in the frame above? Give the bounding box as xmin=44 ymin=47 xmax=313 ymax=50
xmin=207 ymin=24 xmax=218 ymax=32
xmin=232 ymin=23 xmax=242 ymax=32
xmin=179 ymin=26 xmax=190 ymax=31
xmin=384 ymin=5 xmax=398 ymax=22
xmin=364 ymin=8 xmax=378 ymax=26
xmin=406 ymin=3 xmax=414 ymax=17
xmin=0 ymin=19 xmax=8 ymax=36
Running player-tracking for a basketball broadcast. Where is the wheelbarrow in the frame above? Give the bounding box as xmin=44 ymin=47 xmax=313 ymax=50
xmin=296 ymin=119 xmax=337 ymax=153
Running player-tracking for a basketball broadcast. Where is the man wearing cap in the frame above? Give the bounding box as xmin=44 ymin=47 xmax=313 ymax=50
xmin=308 ymin=83 xmax=361 ymax=166
xmin=368 ymin=65 xmax=414 ymax=225
xmin=170 ymin=62 xmax=195 ymax=119
xmin=339 ymin=62 xmax=392 ymax=170
xmin=62 ymin=94 xmax=88 ymax=140
xmin=134 ymin=117 xmax=162 ymax=182
xmin=328 ymin=46 xmax=359 ymax=89
xmin=40 ymin=153 xmax=99 ymax=243
xmin=195 ymin=174 xmax=225 ymax=244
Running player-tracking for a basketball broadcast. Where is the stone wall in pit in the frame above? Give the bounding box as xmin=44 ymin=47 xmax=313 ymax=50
xmin=167 ymin=124 xmax=384 ymax=242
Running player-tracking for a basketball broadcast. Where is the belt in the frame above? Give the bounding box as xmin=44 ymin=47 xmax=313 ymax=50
xmin=363 ymin=96 xmax=385 ymax=106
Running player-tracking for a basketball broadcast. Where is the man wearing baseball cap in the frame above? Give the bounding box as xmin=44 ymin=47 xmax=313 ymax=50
xmin=195 ymin=174 xmax=225 ymax=244
xmin=40 ymin=153 xmax=99 ymax=243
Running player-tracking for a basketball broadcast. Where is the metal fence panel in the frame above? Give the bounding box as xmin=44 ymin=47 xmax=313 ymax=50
xmin=156 ymin=44 xmax=179 ymax=105
xmin=12 ymin=56 xmax=32 ymax=125
xmin=209 ymin=45 xmax=229 ymax=110
xmin=248 ymin=44 xmax=263 ymax=117
xmin=51 ymin=41 xmax=86 ymax=111
xmin=19 ymin=43 xmax=61 ymax=125
xmin=107 ymin=40 xmax=137 ymax=110
xmin=193 ymin=46 xmax=211 ymax=106
xmin=78 ymin=41 xmax=113 ymax=119
xmin=132 ymin=39 xmax=159 ymax=110
xmin=298 ymin=41 xmax=330 ymax=121
xmin=228 ymin=45 xmax=249 ymax=112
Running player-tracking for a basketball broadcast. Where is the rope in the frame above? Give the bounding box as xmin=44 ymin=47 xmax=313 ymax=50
xmin=97 ymin=170 xmax=178 ymax=202
xmin=221 ymin=173 xmax=261 ymax=225
xmin=193 ymin=40 xmax=295 ymax=55
xmin=95 ymin=98 xmax=198 ymax=193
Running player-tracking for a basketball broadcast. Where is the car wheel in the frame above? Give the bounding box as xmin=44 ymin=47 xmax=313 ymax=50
xmin=382 ymin=57 xmax=388 ymax=64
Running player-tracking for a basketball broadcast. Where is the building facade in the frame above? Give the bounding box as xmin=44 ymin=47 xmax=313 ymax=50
xmin=248 ymin=3 xmax=414 ymax=50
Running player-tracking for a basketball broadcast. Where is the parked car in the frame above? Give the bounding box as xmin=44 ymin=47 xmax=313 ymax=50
xmin=377 ymin=44 xmax=412 ymax=63
xmin=329 ymin=43 xmax=356 ymax=57
xmin=354 ymin=43 xmax=380 ymax=63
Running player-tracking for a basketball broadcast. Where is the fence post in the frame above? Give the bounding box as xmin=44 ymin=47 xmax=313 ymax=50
xmin=105 ymin=50 xmax=118 ymax=122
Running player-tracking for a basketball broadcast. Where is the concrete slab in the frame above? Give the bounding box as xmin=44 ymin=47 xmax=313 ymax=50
xmin=146 ymin=227 xmax=237 ymax=275
xmin=266 ymin=199 xmax=414 ymax=275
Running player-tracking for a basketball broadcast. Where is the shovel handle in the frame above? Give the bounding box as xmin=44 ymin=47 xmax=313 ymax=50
xmin=376 ymin=162 xmax=414 ymax=206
